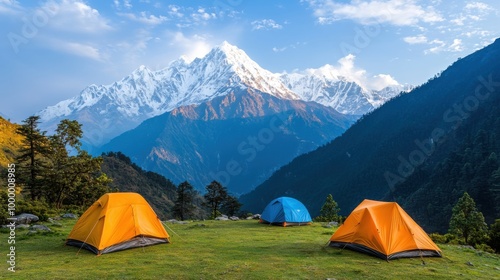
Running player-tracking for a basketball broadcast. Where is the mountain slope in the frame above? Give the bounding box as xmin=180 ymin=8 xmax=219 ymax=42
xmin=100 ymin=152 xmax=178 ymax=219
xmin=0 ymin=117 xmax=22 ymax=168
xmin=239 ymin=38 xmax=500 ymax=233
xmin=99 ymin=88 xmax=355 ymax=194
xmin=38 ymin=42 xmax=404 ymax=148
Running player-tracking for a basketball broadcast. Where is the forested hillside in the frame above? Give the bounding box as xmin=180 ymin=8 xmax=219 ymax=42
xmin=101 ymin=152 xmax=178 ymax=219
xmin=240 ymin=38 xmax=500 ymax=233
xmin=0 ymin=116 xmax=22 ymax=167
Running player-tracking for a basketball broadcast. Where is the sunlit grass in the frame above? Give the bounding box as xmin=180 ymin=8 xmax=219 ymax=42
xmin=1 ymin=219 xmax=499 ymax=279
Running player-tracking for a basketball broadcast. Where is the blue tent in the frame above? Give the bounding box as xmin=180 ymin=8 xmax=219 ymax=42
xmin=260 ymin=197 xmax=312 ymax=226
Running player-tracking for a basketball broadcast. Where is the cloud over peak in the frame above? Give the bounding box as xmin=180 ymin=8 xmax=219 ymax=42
xmin=306 ymin=0 xmax=443 ymax=26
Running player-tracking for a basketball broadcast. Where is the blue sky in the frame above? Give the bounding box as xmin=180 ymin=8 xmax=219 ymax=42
xmin=1 ymin=0 xmax=499 ymax=122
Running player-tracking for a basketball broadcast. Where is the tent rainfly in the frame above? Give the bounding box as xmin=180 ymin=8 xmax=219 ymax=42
xmin=328 ymin=199 xmax=442 ymax=260
xmin=66 ymin=192 xmax=169 ymax=255
xmin=260 ymin=196 xmax=312 ymax=226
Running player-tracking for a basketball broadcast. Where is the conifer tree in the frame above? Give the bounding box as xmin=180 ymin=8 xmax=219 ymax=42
xmin=319 ymin=194 xmax=340 ymax=222
xmin=173 ymin=181 xmax=196 ymax=221
xmin=449 ymin=192 xmax=489 ymax=245
xmin=16 ymin=116 xmax=50 ymax=200
xmin=221 ymin=195 xmax=242 ymax=217
xmin=203 ymin=181 xmax=228 ymax=219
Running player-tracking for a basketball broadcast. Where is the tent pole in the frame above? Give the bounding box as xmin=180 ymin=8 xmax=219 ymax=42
xmin=161 ymin=221 xmax=183 ymax=241
xmin=76 ymin=217 xmax=101 ymax=256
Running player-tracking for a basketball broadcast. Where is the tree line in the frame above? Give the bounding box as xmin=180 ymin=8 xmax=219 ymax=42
xmin=15 ymin=116 xmax=111 ymax=209
xmin=1 ymin=116 xmax=242 ymax=222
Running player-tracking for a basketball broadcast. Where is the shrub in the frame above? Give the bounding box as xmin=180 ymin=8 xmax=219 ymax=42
xmin=475 ymin=243 xmax=495 ymax=253
xmin=16 ymin=199 xmax=52 ymax=221
xmin=0 ymin=190 xmax=9 ymax=225
xmin=488 ymin=219 xmax=500 ymax=253
xmin=444 ymin=233 xmax=464 ymax=245
xmin=429 ymin=233 xmax=447 ymax=243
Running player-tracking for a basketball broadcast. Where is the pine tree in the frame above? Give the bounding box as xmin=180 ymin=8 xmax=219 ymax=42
xmin=203 ymin=181 xmax=228 ymax=219
xmin=221 ymin=195 xmax=242 ymax=217
xmin=319 ymin=194 xmax=340 ymax=222
xmin=173 ymin=181 xmax=196 ymax=221
xmin=449 ymin=192 xmax=489 ymax=245
xmin=15 ymin=116 xmax=50 ymax=200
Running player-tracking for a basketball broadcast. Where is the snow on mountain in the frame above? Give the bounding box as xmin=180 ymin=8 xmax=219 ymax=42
xmin=38 ymin=41 xmax=407 ymax=147
xmin=279 ymin=64 xmax=412 ymax=115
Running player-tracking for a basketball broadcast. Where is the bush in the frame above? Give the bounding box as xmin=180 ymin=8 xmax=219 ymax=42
xmin=487 ymin=219 xmax=500 ymax=253
xmin=444 ymin=233 xmax=464 ymax=245
xmin=475 ymin=243 xmax=495 ymax=253
xmin=429 ymin=233 xmax=447 ymax=243
xmin=0 ymin=190 xmax=9 ymax=225
xmin=16 ymin=199 xmax=52 ymax=221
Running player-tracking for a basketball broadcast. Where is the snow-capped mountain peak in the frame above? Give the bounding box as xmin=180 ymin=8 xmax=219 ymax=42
xmin=199 ymin=41 xmax=300 ymax=100
xmin=38 ymin=41 xmax=407 ymax=147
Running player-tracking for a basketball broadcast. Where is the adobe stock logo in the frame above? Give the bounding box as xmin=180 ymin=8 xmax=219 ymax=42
xmin=384 ymin=74 xmax=500 ymax=192
xmin=209 ymin=113 xmax=289 ymax=187
xmin=7 ymin=1 xmax=59 ymax=54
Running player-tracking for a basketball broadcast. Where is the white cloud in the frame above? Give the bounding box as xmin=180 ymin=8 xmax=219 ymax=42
xmin=0 ymin=0 xmax=23 ymax=15
xmin=450 ymin=1 xmax=494 ymax=26
xmin=165 ymin=5 xmax=219 ymax=27
xmin=370 ymin=74 xmax=399 ymax=90
xmin=251 ymin=19 xmax=283 ymax=30
xmin=46 ymin=0 xmax=112 ymax=33
xmin=118 ymin=12 xmax=167 ymax=25
xmin=449 ymin=39 xmax=464 ymax=52
xmin=170 ymin=32 xmax=212 ymax=62
xmin=306 ymin=0 xmax=443 ymax=26
xmin=114 ymin=0 xmax=132 ymax=10
xmin=465 ymin=1 xmax=492 ymax=12
xmin=52 ymin=41 xmax=103 ymax=61
xmin=168 ymin=5 xmax=184 ymax=18
xmin=272 ymin=42 xmax=306 ymax=52
xmin=272 ymin=46 xmax=287 ymax=52
xmin=303 ymin=54 xmax=399 ymax=91
xmin=403 ymin=35 xmax=428 ymax=44
xmin=424 ymin=39 xmax=446 ymax=54
xmin=450 ymin=15 xmax=467 ymax=26
xmin=424 ymin=39 xmax=468 ymax=54
xmin=191 ymin=8 xmax=217 ymax=22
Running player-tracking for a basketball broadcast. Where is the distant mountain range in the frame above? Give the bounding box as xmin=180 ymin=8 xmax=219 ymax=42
xmin=38 ymin=42 xmax=408 ymax=148
xmin=240 ymin=38 xmax=500 ymax=233
xmin=35 ymin=41 xmax=408 ymax=195
xmin=98 ymin=89 xmax=355 ymax=194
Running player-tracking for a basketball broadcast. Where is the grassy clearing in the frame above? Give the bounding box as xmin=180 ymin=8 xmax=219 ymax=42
xmin=1 ymin=219 xmax=499 ymax=279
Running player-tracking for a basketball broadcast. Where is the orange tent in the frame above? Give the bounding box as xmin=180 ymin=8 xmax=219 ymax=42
xmin=328 ymin=199 xmax=441 ymax=260
xmin=66 ymin=193 xmax=169 ymax=255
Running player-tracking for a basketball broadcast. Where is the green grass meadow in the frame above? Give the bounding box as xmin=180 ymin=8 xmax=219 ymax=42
xmin=1 ymin=219 xmax=499 ymax=279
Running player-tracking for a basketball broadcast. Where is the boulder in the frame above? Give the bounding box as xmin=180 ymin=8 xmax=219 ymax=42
xmin=31 ymin=224 xmax=51 ymax=232
xmin=15 ymin=224 xmax=30 ymax=229
xmin=229 ymin=216 xmax=239 ymax=221
xmin=215 ymin=216 xmax=229 ymax=221
xmin=48 ymin=218 xmax=63 ymax=226
xmin=61 ymin=213 xmax=78 ymax=219
xmin=14 ymin=213 xmax=39 ymax=224
xmin=246 ymin=214 xmax=261 ymax=220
